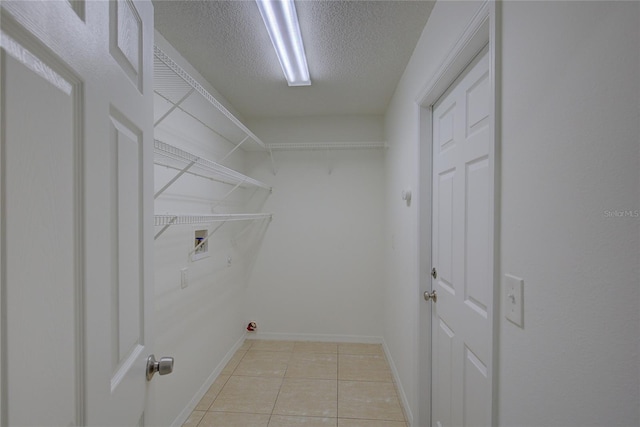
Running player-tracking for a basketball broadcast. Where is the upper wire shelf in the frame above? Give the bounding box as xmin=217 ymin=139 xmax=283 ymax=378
xmin=154 ymin=140 xmax=271 ymax=194
xmin=154 ymin=213 xmax=272 ymax=240
xmin=154 ymin=45 xmax=267 ymax=151
xmin=155 ymin=213 xmax=272 ymax=227
xmin=267 ymin=142 xmax=388 ymax=151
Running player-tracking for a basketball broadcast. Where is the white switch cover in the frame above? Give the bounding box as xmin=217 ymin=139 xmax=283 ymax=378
xmin=180 ymin=268 xmax=188 ymax=289
xmin=505 ymin=274 xmax=524 ymax=327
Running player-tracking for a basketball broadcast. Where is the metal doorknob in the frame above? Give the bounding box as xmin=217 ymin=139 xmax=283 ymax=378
xmin=424 ymin=290 xmax=437 ymax=303
xmin=146 ymin=355 xmax=174 ymax=381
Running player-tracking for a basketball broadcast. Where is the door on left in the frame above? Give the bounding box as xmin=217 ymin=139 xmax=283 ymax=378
xmin=1 ymin=1 xmax=156 ymax=425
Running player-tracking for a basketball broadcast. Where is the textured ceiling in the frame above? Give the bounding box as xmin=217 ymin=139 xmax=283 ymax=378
xmin=153 ymin=0 xmax=434 ymax=119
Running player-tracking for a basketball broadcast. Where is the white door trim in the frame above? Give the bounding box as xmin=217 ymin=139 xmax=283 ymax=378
xmin=416 ymin=1 xmax=500 ymax=426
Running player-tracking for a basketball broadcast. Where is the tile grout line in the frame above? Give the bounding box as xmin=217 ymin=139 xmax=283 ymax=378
xmin=337 ymin=349 xmax=340 ymax=426
xmin=203 ymin=345 xmax=250 ymax=412
xmin=194 ymin=343 xmax=250 ymax=426
xmin=266 ymin=344 xmax=291 ymax=426
xmin=188 ymin=341 xmax=405 ymax=426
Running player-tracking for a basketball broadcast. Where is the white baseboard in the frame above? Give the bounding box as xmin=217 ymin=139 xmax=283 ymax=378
xmin=382 ymin=339 xmax=414 ymax=427
xmin=246 ymin=331 xmax=383 ymax=344
xmin=171 ymin=333 xmax=247 ymax=427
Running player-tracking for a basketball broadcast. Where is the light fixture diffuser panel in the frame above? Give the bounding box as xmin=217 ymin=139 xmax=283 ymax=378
xmin=256 ymin=0 xmax=311 ymax=86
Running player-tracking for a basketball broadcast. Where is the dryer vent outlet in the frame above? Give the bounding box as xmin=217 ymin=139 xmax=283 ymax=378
xmin=247 ymin=322 xmax=257 ymax=332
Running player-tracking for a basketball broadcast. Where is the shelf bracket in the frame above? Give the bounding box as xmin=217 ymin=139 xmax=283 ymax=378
xmin=247 ymin=186 xmax=260 ymax=204
xmin=218 ymin=135 xmax=249 ymax=164
xmin=231 ymin=215 xmax=270 ymax=247
xmin=155 ymin=159 xmax=198 ymax=199
xmin=189 ymin=221 xmax=227 ymax=257
xmin=210 ymin=180 xmax=245 ymax=212
xmin=154 ymin=88 xmax=195 ymax=128
xmin=268 ymin=146 xmax=277 ymax=175
xmin=231 ymin=221 xmax=254 ymax=247
xmin=326 ymin=150 xmax=335 ymax=175
xmin=154 ymin=216 xmax=178 ymax=240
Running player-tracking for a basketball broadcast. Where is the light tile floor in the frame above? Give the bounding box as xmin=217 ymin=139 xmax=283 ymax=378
xmin=183 ymin=340 xmax=407 ymax=427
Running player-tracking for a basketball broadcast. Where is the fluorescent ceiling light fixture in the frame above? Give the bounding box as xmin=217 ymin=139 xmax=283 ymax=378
xmin=256 ymin=0 xmax=311 ymax=86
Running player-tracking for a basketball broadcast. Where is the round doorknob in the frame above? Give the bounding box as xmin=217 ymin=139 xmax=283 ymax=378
xmin=424 ymin=290 xmax=437 ymax=303
xmin=146 ymin=355 xmax=174 ymax=381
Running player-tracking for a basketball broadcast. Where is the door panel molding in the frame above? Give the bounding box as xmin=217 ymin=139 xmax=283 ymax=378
xmin=109 ymin=0 xmax=144 ymax=92
xmin=0 ymin=12 xmax=87 ymax=425
xmin=417 ymin=1 xmax=500 ymax=426
xmin=1 ymin=1 xmax=155 ymax=425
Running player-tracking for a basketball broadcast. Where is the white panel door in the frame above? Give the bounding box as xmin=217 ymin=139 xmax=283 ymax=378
xmin=0 ymin=1 xmax=155 ymax=425
xmin=430 ymin=48 xmax=493 ymax=427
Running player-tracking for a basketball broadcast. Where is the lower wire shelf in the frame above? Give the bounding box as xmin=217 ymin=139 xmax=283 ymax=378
xmin=154 ymin=213 xmax=272 ymax=240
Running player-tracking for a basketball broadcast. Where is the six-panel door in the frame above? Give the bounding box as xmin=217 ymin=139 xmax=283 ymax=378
xmin=0 ymin=1 xmax=154 ymax=425
xmin=431 ymin=48 xmax=493 ymax=427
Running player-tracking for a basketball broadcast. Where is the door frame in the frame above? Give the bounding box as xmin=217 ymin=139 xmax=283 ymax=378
xmin=415 ymin=1 xmax=500 ymax=426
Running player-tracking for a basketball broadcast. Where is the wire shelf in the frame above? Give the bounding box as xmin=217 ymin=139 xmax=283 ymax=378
xmin=154 ymin=213 xmax=272 ymax=227
xmin=154 ymin=45 xmax=266 ymax=151
xmin=154 ymin=213 xmax=272 ymax=240
xmin=154 ymin=140 xmax=271 ymax=192
xmin=267 ymin=142 xmax=388 ymax=151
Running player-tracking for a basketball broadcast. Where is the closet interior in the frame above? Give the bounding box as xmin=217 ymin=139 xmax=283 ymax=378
xmin=151 ymin=32 xmax=388 ymax=425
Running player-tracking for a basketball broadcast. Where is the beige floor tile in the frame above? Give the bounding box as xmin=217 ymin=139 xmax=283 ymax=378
xmin=234 ymin=350 xmax=291 ymax=377
xmin=194 ymin=375 xmax=230 ymax=411
xmin=337 ymin=420 xmax=406 ymax=427
xmin=248 ymin=340 xmax=296 ymax=352
xmin=338 ymin=381 xmax=405 ymax=421
xmin=286 ymin=353 xmax=337 ymax=379
xmin=221 ymin=351 xmax=247 ymax=375
xmin=338 ymin=343 xmax=384 ymax=356
xmin=181 ymin=410 xmax=205 ymax=427
xmin=210 ymin=376 xmax=282 ymax=414
xmin=198 ymin=412 xmax=270 ymax=427
xmin=273 ymin=378 xmax=338 ymax=418
xmin=239 ymin=340 xmax=253 ymax=351
xmin=294 ymin=342 xmax=339 ymax=354
xmin=338 ymin=355 xmax=393 ymax=382
xmin=269 ymin=415 xmax=337 ymax=426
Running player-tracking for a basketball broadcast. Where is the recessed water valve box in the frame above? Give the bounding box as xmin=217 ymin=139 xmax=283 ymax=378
xmin=192 ymin=229 xmax=208 ymax=261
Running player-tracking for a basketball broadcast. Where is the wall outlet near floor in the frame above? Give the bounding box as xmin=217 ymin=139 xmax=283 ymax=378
xmin=505 ymin=274 xmax=524 ymax=327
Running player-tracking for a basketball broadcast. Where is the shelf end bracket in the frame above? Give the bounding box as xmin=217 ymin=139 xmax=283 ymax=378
xmin=219 ymin=135 xmax=250 ymax=164
xmin=154 ymin=216 xmax=178 ymax=240
xmin=154 ymin=159 xmax=198 ymax=199
xmin=154 ymin=88 xmax=195 ymax=128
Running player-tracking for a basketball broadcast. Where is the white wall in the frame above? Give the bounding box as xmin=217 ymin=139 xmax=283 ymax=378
xmin=152 ymin=2 xmax=640 ymax=424
xmin=247 ymin=115 xmax=385 ymax=145
xmin=151 ymin=33 xmax=264 ymax=425
xmin=383 ymin=1 xmax=639 ymax=426
xmin=383 ymin=2 xmax=484 ymax=424
xmin=245 ymin=116 xmax=386 ymax=341
xmin=498 ymin=2 xmax=639 ymax=426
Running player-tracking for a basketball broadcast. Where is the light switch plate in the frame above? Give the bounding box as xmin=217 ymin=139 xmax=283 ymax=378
xmin=505 ymin=274 xmax=524 ymax=327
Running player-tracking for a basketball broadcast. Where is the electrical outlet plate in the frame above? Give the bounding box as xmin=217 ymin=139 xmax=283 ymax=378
xmin=505 ymin=274 xmax=524 ymax=327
